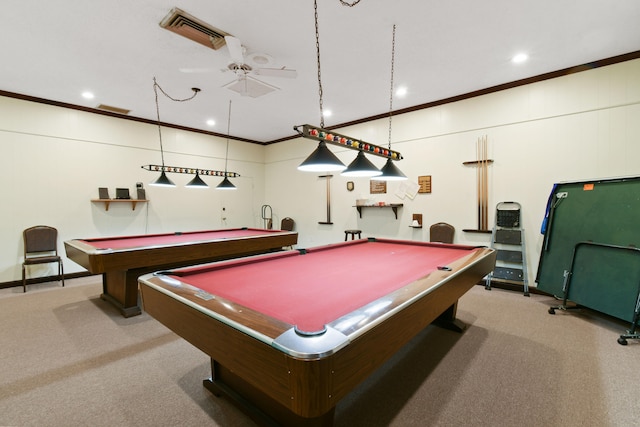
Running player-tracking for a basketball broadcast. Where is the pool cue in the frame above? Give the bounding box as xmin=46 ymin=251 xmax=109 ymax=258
xmin=326 ymin=175 xmax=331 ymax=223
xmin=477 ymin=138 xmax=481 ymax=229
xmin=482 ymin=136 xmax=488 ymax=230
xmin=318 ymin=175 xmax=333 ymax=224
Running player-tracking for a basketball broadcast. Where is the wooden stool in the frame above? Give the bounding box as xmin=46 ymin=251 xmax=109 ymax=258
xmin=344 ymin=229 xmax=362 ymax=241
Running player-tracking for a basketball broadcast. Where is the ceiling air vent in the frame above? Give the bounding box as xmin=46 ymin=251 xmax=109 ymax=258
xmin=160 ymin=7 xmax=230 ymax=50
xmin=96 ymin=104 xmax=130 ymax=115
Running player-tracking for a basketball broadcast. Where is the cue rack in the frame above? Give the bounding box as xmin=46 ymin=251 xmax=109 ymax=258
xmin=318 ymin=175 xmax=333 ymax=225
xmin=463 ymin=135 xmax=493 ymax=233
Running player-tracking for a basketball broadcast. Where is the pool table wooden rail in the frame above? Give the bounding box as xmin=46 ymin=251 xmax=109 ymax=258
xmin=64 ymin=230 xmax=298 ymax=273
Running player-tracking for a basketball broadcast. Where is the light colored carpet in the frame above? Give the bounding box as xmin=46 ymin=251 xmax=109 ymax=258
xmin=1 ymin=277 xmax=637 ymax=426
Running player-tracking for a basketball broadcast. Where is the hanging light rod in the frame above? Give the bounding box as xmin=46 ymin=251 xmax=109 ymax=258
xmin=141 ymin=164 xmax=240 ymax=178
xmin=294 ymin=124 xmax=403 ymax=161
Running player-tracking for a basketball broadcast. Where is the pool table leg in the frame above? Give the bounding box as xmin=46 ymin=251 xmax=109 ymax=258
xmin=203 ymin=359 xmax=334 ymax=427
xmin=100 ymin=271 xmax=142 ymax=317
xmin=433 ymin=302 xmax=467 ymax=333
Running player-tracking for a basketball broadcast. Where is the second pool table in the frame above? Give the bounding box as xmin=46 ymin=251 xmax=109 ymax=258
xmin=139 ymin=238 xmax=496 ymax=426
xmin=64 ymin=227 xmax=297 ymax=317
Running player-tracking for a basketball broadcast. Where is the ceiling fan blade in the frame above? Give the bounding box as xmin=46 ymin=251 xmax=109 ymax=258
xmin=179 ymin=67 xmax=216 ymax=73
xmin=224 ymin=36 xmax=245 ymax=64
xmin=253 ymin=68 xmax=298 ymax=79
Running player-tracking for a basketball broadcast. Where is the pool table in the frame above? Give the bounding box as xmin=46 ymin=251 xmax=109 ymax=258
xmin=138 ymin=238 xmax=496 ymax=426
xmin=64 ymin=228 xmax=297 ymax=317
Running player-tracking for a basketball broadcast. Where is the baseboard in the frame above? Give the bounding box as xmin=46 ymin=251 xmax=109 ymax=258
xmin=475 ymin=281 xmax=549 ymax=296
xmin=0 ymin=271 xmax=94 ymax=290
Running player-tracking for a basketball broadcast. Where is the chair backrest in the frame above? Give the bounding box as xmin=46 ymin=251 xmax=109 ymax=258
xmin=280 ymin=217 xmax=294 ymax=231
xmin=23 ymin=226 xmax=59 ymax=256
xmin=429 ymin=222 xmax=455 ymax=244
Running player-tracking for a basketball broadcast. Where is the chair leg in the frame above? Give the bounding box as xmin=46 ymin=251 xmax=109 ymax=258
xmin=22 ymin=265 xmax=27 ymax=292
xmin=60 ymin=261 xmax=65 ymax=287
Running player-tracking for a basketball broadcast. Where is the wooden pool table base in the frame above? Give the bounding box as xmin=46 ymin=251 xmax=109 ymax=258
xmin=100 ymin=291 xmax=141 ymax=317
xmin=202 ymin=303 xmax=466 ymax=427
xmin=204 ymin=360 xmax=335 ymax=427
xmin=99 ymin=270 xmax=143 ymax=317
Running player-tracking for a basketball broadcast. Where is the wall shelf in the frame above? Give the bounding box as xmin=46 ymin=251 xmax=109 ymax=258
xmin=354 ymin=204 xmax=403 ymax=220
xmin=409 ymin=213 xmax=423 ymax=228
xmin=91 ymin=199 xmax=148 ymax=211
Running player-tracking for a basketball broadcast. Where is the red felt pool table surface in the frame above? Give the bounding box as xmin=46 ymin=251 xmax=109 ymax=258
xmin=171 ymin=239 xmax=475 ymax=333
xmin=68 ymin=228 xmax=290 ymax=252
xmin=138 ymin=238 xmax=496 ymax=427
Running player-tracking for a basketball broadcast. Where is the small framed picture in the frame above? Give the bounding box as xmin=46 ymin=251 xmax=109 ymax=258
xmin=370 ymin=180 xmax=387 ymax=194
xmin=418 ymin=175 xmax=432 ymax=193
xmin=98 ymin=187 xmax=110 ymax=199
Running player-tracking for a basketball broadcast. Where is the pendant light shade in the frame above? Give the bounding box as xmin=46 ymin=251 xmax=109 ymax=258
xmin=341 ymin=151 xmax=382 ymax=177
xmin=377 ymin=158 xmax=407 ymax=181
xmin=216 ymin=176 xmax=237 ymax=190
xmin=150 ymin=171 xmax=175 ymax=187
xmin=298 ymin=141 xmax=346 ymax=172
xmin=185 ymin=172 xmax=208 ymax=188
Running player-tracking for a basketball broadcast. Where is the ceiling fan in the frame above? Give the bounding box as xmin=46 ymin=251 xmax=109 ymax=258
xmin=221 ymin=35 xmax=297 ymax=98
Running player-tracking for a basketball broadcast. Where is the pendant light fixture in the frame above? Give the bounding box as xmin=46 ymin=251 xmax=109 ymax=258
xmin=216 ymin=176 xmax=236 ymax=189
xmin=341 ymin=151 xmax=382 ymax=177
xmin=185 ymin=172 xmax=208 ymax=188
xmin=298 ymin=140 xmax=346 ymax=172
xmin=216 ymin=100 xmax=237 ymax=190
xmin=147 ymin=77 xmax=197 ymax=187
xmin=377 ymin=25 xmax=407 ymax=181
xmin=142 ymin=78 xmax=241 ymax=188
xmin=151 ymin=170 xmax=175 ymax=187
xmin=296 ymin=2 xmax=405 ymax=175
xmin=297 ymin=0 xmax=346 ymax=173
xmin=149 ymin=77 xmax=182 ymax=187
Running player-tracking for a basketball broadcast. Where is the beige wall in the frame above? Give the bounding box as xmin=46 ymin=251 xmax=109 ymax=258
xmin=2 ymin=58 xmax=639 ymax=287
xmin=0 ymin=99 xmax=266 ymax=282
xmin=265 ymin=58 xmax=640 ymax=288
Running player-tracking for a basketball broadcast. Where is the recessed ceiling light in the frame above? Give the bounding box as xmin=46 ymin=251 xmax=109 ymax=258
xmin=512 ymin=53 xmax=528 ymax=64
xmin=206 ymin=119 xmax=216 ymax=127
xmin=82 ymin=91 xmax=95 ymax=99
xmin=323 ymin=109 xmax=332 ymax=118
xmin=395 ymin=86 xmax=408 ymax=97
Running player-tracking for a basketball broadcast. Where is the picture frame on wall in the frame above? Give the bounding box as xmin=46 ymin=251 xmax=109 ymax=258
xmin=370 ymin=180 xmax=387 ymax=194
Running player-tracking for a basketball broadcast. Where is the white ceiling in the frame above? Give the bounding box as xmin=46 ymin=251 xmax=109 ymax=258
xmin=2 ymin=1 xmax=640 ymax=143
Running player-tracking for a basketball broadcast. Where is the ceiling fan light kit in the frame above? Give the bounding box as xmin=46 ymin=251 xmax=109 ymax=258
xmin=222 ymin=35 xmax=297 ymax=98
xmin=222 ymin=75 xmax=279 ymax=98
